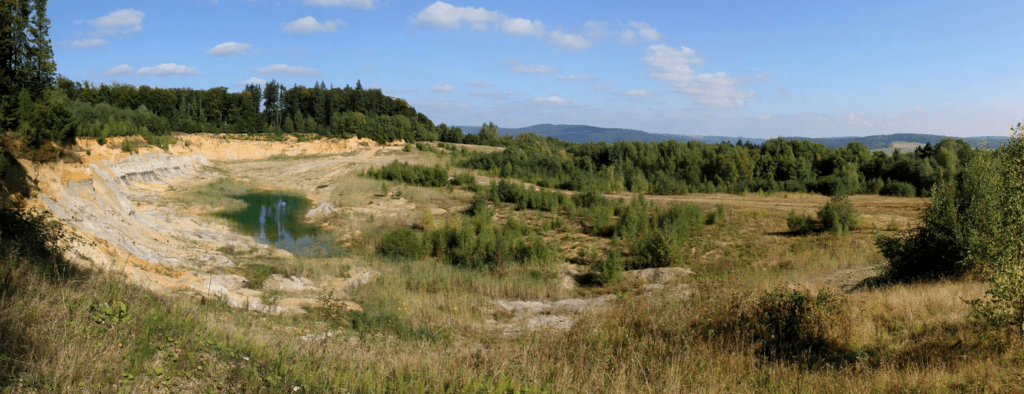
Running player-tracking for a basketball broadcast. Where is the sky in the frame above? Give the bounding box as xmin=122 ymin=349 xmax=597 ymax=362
xmin=49 ymin=0 xmax=1024 ymax=138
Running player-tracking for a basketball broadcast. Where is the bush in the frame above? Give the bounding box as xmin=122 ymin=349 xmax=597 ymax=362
xmin=817 ymin=195 xmax=859 ymax=233
xmin=628 ymin=230 xmax=684 ymax=269
xmin=593 ymin=250 xmax=624 ymax=285
xmin=365 ymin=160 xmax=448 ymax=187
xmin=705 ymin=204 xmax=726 ymax=225
xmin=701 ymin=287 xmax=851 ymax=366
xmin=880 ymin=180 xmax=916 ymax=197
xmin=876 ymin=150 xmax=999 ymax=281
xmin=450 ymin=173 xmax=476 ymax=186
xmin=378 ymin=227 xmax=424 ymax=260
xmin=786 ymin=211 xmax=816 ymax=234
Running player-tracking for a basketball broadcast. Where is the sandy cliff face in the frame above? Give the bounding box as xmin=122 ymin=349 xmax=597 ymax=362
xmin=5 ymin=135 xmax=384 ymax=313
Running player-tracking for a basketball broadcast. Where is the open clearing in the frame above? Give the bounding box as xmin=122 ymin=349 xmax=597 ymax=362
xmin=2 ymin=134 xmax=1017 ymax=393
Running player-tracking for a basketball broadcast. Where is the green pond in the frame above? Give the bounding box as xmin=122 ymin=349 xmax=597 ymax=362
xmin=218 ymin=193 xmax=338 ymax=256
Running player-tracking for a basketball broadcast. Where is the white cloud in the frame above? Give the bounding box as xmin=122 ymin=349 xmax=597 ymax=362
xmin=583 ymin=21 xmax=611 ymax=40
xmin=304 ymin=0 xmax=375 ymax=8
xmin=255 ymin=64 xmax=321 ymax=76
xmin=137 ymin=63 xmax=197 ymax=76
xmin=90 ymin=9 xmax=144 ymax=35
xmin=557 ymin=74 xmax=599 ymax=81
xmin=507 ymin=59 xmax=559 ymax=75
xmin=71 ymin=38 xmax=107 ymax=48
xmin=103 ymin=64 xmax=135 ymax=76
xmin=414 ymin=101 xmax=477 ymax=111
xmin=548 ymin=31 xmax=591 ymax=50
xmin=621 ymin=89 xmax=653 ymax=96
xmin=236 ymin=77 xmax=267 ymax=86
xmin=530 ymin=96 xmax=574 ymax=106
xmin=595 ymin=84 xmax=613 ymax=90
xmin=644 ymin=44 xmax=754 ymax=108
xmin=467 ymin=81 xmax=495 ymax=87
xmin=283 ymin=16 xmax=344 ymax=34
xmin=619 ymin=21 xmax=660 ymax=44
xmin=499 ymin=17 xmax=544 ymax=36
xmin=430 ymin=84 xmax=454 ymax=93
xmin=414 ymin=2 xmax=498 ymax=30
xmin=207 ymin=42 xmax=252 ymax=56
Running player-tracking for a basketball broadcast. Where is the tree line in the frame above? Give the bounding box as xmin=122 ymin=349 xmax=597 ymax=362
xmin=455 ymin=132 xmax=977 ymax=197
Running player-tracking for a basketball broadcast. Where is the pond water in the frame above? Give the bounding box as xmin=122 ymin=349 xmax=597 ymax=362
xmin=218 ymin=193 xmax=327 ymax=256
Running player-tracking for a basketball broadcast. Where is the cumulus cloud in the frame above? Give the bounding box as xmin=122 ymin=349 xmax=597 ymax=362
xmin=548 ymin=31 xmax=591 ymax=50
xmin=583 ymin=21 xmax=611 ymax=40
xmin=507 ymin=59 xmax=559 ymax=75
xmin=619 ymin=21 xmax=660 ymax=44
xmin=414 ymin=2 xmax=589 ymax=49
xmin=283 ymin=16 xmax=344 ymax=34
xmin=467 ymin=80 xmax=495 ymax=87
xmin=137 ymin=63 xmax=197 ymax=76
xmin=207 ymin=42 xmax=252 ymax=56
xmin=71 ymin=38 xmax=107 ymax=48
xmin=430 ymin=84 xmax=455 ymax=93
xmin=235 ymin=77 xmax=267 ymax=86
xmin=620 ymin=89 xmax=653 ymax=96
xmin=304 ymin=0 xmax=375 ymax=8
xmin=499 ymin=17 xmax=545 ymax=36
xmin=557 ymin=74 xmax=599 ymax=81
xmin=595 ymin=84 xmax=613 ymax=90
xmin=414 ymin=2 xmax=498 ymax=30
xmin=255 ymin=64 xmax=321 ymax=76
xmin=644 ymin=44 xmax=754 ymax=108
xmin=530 ymin=96 xmax=574 ymax=106
xmin=90 ymin=9 xmax=145 ymax=35
xmin=103 ymin=65 xmax=135 ymax=76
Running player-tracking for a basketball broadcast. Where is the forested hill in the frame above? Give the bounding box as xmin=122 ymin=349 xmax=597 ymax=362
xmin=459 ymin=123 xmax=1010 ymax=150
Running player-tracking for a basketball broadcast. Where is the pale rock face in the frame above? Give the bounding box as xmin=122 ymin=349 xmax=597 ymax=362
xmin=17 ymin=135 xmax=388 ymax=315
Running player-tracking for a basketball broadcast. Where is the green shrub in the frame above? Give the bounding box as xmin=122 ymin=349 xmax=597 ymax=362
xmin=817 ymin=195 xmax=859 ymax=233
xmin=593 ymin=250 xmax=624 ymax=285
xmin=120 ymin=138 xmax=135 ymax=153
xmin=705 ymin=204 xmax=726 ymax=225
xmin=628 ymin=230 xmax=683 ymax=269
xmin=365 ymin=160 xmax=448 ymax=187
xmin=378 ymin=227 xmax=425 ymax=260
xmin=450 ymin=172 xmax=476 ymax=186
xmin=880 ymin=180 xmax=916 ymax=197
xmin=786 ymin=211 xmax=816 ymax=234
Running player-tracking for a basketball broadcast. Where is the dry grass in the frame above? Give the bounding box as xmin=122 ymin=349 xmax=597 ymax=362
xmin=5 ymin=148 xmax=1024 ymax=393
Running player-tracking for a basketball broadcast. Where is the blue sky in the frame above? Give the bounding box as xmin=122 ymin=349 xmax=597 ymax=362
xmin=50 ymin=0 xmax=1024 ymax=138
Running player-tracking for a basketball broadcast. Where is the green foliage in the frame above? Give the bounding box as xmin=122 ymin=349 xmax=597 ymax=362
xmin=705 ymin=204 xmax=726 ymax=225
xmin=876 ymin=148 xmax=1001 ymax=281
xmin=365 ymin=160 xmax=448 ymax=187
xmin=965 ymin=124 xmax=1024 ymax=337
xmin=378 ymin=227 xmax=425 ymax=260
xmin=449 ymin=172 xmax=476 ymax=186
xmin=786 ymin=211 xmax=816 ymax=235
xmin=424 ymin=216 xmax=555 ymax=269
xmin=120 ymin=138 xmax=135 ymax=153
xmin=880 ymin=179 xmax=916 ymax=197
xmin=457 ymin=134 xmax=972 ymax=198
xmin=628 ymin=229 xmax=684 ymax=269
xmin=817 ymin=195 xmax=860 ymax=233
xmin=592 ymin=250 xmax=624 ymax=285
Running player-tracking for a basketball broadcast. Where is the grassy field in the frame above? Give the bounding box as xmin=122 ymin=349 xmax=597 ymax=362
xmin=2 ymin=147 xmax=1023 ymax=393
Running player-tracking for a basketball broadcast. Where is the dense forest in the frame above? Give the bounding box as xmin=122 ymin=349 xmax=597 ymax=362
xmin=455 ymin=132 xmax=975 ymax=197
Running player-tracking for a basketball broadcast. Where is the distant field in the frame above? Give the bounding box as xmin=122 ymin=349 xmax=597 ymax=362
xmin=871 ymin=141 xmax=925 ymax=155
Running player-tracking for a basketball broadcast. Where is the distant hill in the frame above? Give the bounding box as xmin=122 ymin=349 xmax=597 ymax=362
xmin=455 ymin=124 xmax=1009 ymax=150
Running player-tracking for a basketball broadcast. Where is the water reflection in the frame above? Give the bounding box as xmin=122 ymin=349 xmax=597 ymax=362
xmin=219 ymin=194 xmax=320 ymax=254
